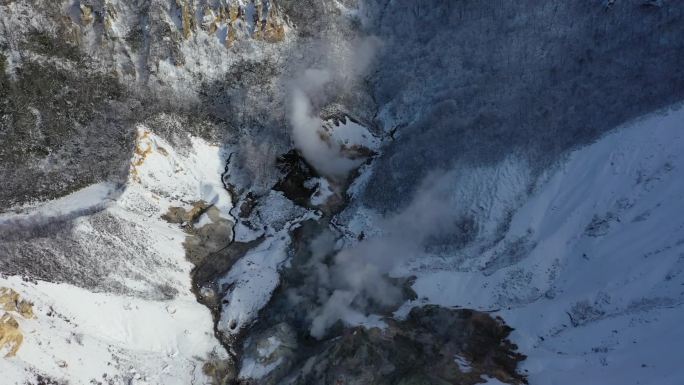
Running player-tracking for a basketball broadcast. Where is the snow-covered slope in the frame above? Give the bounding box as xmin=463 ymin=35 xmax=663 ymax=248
xmin=0 ymin=275 xmax=221 ymax=385
xmin=0 ymin=127 xmax=232 ymax=385
xmin=399 ymin=104 xmax=684 ymax=384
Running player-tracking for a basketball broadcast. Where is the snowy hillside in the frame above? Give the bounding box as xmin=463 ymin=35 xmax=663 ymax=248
xmin=400 ymin=104 xmax=684 ymax=385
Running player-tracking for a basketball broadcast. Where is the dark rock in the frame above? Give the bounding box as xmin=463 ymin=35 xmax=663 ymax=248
xmin=248 ymin=305 xmax=526 ymax=385
xmin=273 ymin=150 xmax=318 ymax=209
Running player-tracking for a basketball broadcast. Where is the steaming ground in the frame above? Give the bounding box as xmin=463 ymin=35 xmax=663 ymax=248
xmin=215 ymin=100 xmax=684 ymax=384
xmin=304 ymin=172 xmax=463 ymax=338
xmin=5 ymin=103 xmax=681 ymax=384
xmin=216 ymin=103 xmax=684 ymax=385
xmin=2 ymin=1 xmax=684 ymax=384
xmin=288 ymin=36 xmax=382 ymax=179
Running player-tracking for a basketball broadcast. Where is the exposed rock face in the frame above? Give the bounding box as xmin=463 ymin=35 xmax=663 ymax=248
xmin=238 ymin=322 xmax=299 ymax=382
xmin=0 ymin=313 xmax=23 ymax=358
xmin=175 ymin=0 xmax=287 ymax=45
xmin=0 ymin=287 xmax=34 ymax=319
xmin=0 ymin=288 xmax=34 ymax=357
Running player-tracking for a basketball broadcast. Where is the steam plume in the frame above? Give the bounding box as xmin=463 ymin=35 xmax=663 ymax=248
xmin=308 ymin=172 xmax=458 ymax=338
xmin=287 ymin=37 xmax=382 ymax=179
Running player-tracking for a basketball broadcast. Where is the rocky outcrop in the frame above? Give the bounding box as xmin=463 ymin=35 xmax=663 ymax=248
xmin=0 ymin=288 xmax=34 ymax=357
xmin=174 ymin=0 xmax=287 ymax=46
xmin=239 ymin=306 xmax=526 ymax=385
xmin=0 ymin=288 xmax=34 ymax=319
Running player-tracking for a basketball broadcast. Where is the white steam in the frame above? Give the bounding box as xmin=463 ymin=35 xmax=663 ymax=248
xmin=308 ymin=172 xmax=459 ymax=338
xmin=290 ymin=69 xmax=359 ymax=178
xmin=284 ymin=35 xmax=446 ymax=338
xmin=288 ymin=37 xmax=382 ymax=179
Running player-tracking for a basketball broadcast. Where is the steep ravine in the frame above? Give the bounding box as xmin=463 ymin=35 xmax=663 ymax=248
xmin=177 ymin=148 xmax=528 ymax=384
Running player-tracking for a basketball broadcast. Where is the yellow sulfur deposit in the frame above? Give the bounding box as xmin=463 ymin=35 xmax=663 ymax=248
xmin=0 ymin=287 xmax=34 ymax=319
xmin=0 ymin=288 xmax=34 ymax=357
xmin=0 ymin=314 xmax=23 ymax=357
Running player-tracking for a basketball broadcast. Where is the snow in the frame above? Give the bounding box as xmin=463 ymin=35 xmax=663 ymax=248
xmin=239 ymin=356 xmax=283 ymax=380
xmin=258 ymin=336 xmax=282 ymax=357
xmin=218 ymin=234 xmax=290 ymax=337
xmin=0 ymin=275 xmax=221 ymax=385
xmin=233 ymin=220 xmax=266 ymax=243
xmin=0 ymin=126 xmax=232 ymax=384
xmin=149 ymin=2 xmax=292 ymax=97
xmin=324 ymin=118 xmax=380 ymax=152
xmin=195 ymin=212 xmax=214 ymax=228
xmin=218 ymin=195 xmax=320 ymax=338
xmin=399 ymin=103 xmax=684 ymax=384
xmin=481 ymin=377 xmax=509 ymax=385
xmin=238 ymin=336 xmax=283 ymax=379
